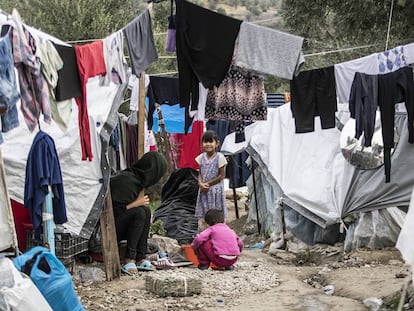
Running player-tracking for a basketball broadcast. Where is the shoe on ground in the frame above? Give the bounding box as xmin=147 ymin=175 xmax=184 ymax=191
xmin=197 ymin=265 xmax=209 ymax=270
xmin=152 ymin=257 xmax=176 ymax=270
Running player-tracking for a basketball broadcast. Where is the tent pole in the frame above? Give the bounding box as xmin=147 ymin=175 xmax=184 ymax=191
xmin=0 ymin=148 xmax=19 ymax=254
xmin=228 ymin=156 xmax=239 ymax=219
xmin=251 ymin=164 xmax=261 ymax=234
xmin=42 ymin=186 xmax=55 ymax=255
xmin=280 ymin=201 xmax=287 ymax=249
xmin=100 ymin=188 xmax=121 ymax=281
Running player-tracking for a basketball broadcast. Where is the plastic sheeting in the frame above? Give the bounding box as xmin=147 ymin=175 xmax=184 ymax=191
xmin=397 ymin=189 xmax=414 ymax=282
xmin=0 ymin=150 xmax=17 ymax=251
xmin=1 ymin=77 xmax=125 ymax=239
xmin=223 ymin=104 xmax=414 ymax=229
xmin=153 ymin=168 xmax=199 ymax=244
xmin=344 ymin=208 xmax=405 ymax=252
xmin=0 ymin=256 xmax=52 ymax=311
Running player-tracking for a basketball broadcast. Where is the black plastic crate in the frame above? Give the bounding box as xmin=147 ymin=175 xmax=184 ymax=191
xmin=26 ymin=231 xmax=89 ymax=262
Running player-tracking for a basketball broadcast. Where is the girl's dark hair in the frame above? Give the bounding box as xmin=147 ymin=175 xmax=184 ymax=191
xmin=204 ymin=209 xmax=225 ymax=225
xmin=202 ymin=130 xmax=219 ymax=143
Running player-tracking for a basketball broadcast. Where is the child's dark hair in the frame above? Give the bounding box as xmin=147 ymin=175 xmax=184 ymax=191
xmin=204 ymin=209 xmax=225 ymax=226
xmin=202 ymin=130 xmax=219 ymax=143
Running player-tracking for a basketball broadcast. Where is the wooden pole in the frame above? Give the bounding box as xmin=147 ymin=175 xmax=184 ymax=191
xmin=100 ymin=189 xmax=120 ymax=281
xmin=138 ymin=72 xmax=146 ymax=160
xmin=0 ymin=148 xmax=18 ymax=255
xmin=251 ymin=164 xmax=261 ymax=234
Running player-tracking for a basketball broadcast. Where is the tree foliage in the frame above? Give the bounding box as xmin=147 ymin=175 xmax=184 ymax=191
xmin=1 ymin=0 xmax=146 ymax=41
xmin=281 ymin=0 xmax=414 ymax=69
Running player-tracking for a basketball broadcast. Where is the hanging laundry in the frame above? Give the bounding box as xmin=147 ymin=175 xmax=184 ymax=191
xmin=74 ymin=40 xmax=107 ymax=161
xmin=124 ymin=9 xmax=158 ymax=76
xmin=377 ymin=66 xmax=414 ymax=183
xmin=175 ymin=0 xmax=241 ymax=131
xmin=0 ymin=30 xmax=19 ymax=144
xmin=335 ymin=45 xmax=408 ymax=103
xmin=24 ymin=131 xmax=67 ymax=239
xmin=290 ymin=66 xmax=337 ymax=133
xmin=266 ymin=93 xmax=286 ymax=108
xmin=189 ymin=83 xmax=208 ymax=121
xmin=100 ymin=31 xmax=127 ymax=86
xmin=206 ymin=119 xmax=250 ymax=188
xmin=205 ymin=65 xmax=267 ymax=141
xmin=166 ymin=14 xmax=176 ymax=53
xmin=402 ymin=42 xmax=414 ymax=64
xmin=349 ymin=72 xmax=378 ymax=147
xmin=3 ymin=10 xmax=51 ymax=132
xmin=129 ymin=74 xmax=150 ymax=111
xmin=235 ymin=22 xmax=305 ymax=80
xmin=32 ymin=33 xmax=73 ymax=132
xmin=166 ymin=0 xmax=176 ymax=52
xmin=169 ymin=120 xmax=204 ymax=170
xmin=378 ymin=46 xmax=406 ymax=73
xmin=53 ymin=43 xmax=82 ymax=101
xmin=147 ymin=76 xmax=180 ymax=130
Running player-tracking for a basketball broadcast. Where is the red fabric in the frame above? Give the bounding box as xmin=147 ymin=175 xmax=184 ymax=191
xmin=10 ymin=199 xmax=32 ymax=250
xmin=74 ymin=40 xmax=106 ymax=161
xmin=171 ymin=120 xmax=204 ymax=170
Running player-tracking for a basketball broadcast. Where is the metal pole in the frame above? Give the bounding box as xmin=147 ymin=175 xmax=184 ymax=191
xmin=228 ymin=156 xmax=239 ymax=219
xmin=43 ymin=186 xmax=55 ymax=255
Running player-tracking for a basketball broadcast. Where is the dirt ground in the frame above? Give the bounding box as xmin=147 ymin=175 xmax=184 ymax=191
xmin=74 ymin=196 xmax=414 ymax=311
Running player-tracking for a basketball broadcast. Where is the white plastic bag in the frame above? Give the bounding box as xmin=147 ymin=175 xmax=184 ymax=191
xmin=0 ymin=257 xmax=52 ymax=311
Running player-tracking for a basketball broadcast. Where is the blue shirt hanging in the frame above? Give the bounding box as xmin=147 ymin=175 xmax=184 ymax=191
xmin=24 ymin=131 xmax=67 ymax=238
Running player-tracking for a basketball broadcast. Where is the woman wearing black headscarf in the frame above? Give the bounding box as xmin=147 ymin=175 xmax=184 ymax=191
xmin=110 ymin=152 xmax=168 ymax=274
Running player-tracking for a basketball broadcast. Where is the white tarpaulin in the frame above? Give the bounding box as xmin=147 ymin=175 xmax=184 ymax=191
xmin=222 ymin=103 xmax=414 ymax=229
xmin=1 ymin=77 xmax=124 ymax=239
xmin=396 ymin=189 xmax=414 ymax=281
xmin=223 ymin=104 xmax=346 ymax=226
xmin=0 ymin=13 xmax=127 ymax=244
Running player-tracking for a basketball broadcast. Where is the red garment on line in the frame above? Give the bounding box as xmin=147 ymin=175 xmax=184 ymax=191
xmin=74 ymin=41 xmax=106 ymax=161
xmin=170 ymin=120 xmax=204 ymax=170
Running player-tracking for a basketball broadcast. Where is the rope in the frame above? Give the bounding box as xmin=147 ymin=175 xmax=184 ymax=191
xmin=385 ymin=0 xmax=395 ymax=51
xmin=304 ymin=43 xmax=381 ymax=57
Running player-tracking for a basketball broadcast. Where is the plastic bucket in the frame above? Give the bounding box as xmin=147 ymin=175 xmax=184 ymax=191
xmin=181 ymin=244 xmax=199 ymax=266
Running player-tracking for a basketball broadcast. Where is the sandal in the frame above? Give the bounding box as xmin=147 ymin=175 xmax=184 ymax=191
xmin=136 ymin=260 xmax=155 ymax=271
xmin=152 ymin=257 xmax=177 ymax=270
xmin=121 ymin=262 xmax=138 ymax=275
xmin=146 ymin=253 xmax=159 ymax=262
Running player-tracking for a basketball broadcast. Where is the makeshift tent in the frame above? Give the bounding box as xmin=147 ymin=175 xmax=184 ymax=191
xmin=397 ymin=188 xmax=414 ymax=282
xmin=0 ymin=13 xmax=127 ymax=252
xmin=222 ymin=103 xmax=414 ymax=245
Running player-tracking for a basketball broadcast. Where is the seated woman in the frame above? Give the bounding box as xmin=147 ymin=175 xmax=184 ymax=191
xmin=110 ymin=151 xmax=168 ymax=274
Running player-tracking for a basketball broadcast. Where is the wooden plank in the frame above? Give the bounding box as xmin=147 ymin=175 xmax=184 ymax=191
xmin=100 ymin=188 xmax=120 ymax=281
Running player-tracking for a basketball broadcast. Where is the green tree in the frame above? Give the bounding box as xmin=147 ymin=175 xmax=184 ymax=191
xmin=281 ymin=0 xmax=414 ymax=69
xmin=148 ymin=1 xmax=178 ymax=76
xmin=1 ymin=0 xmax=146 ymax=41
